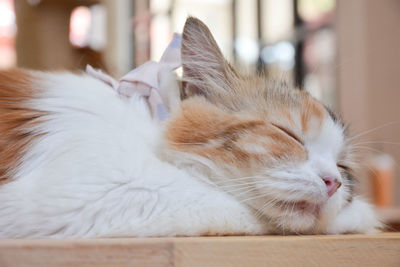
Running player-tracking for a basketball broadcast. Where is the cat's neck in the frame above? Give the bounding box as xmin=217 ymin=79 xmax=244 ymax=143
xmin=156 ymin=137 xmax=246 ymax=189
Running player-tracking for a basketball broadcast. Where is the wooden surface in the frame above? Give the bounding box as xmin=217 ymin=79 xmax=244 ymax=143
xmin=0 ymin=233 xmax=399 ymax=267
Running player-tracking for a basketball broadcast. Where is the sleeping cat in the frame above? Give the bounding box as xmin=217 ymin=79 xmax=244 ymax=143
xmin=0 ymin=17 xmax=380 ymax=238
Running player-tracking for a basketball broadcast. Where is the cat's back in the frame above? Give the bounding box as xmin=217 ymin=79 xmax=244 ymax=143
xmin=0 ymin=68 xmax=159 ymax=176
xmin=0 ymin=69 xmax=164 ymax=237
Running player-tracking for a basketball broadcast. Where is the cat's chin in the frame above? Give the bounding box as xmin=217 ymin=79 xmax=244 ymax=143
xmin=276 ymin=200 xmax=322 ymax=215
xmin=263 ymin=200 xmax=324 ymax=234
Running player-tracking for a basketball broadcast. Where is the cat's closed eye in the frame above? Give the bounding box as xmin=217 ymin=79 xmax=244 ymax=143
xmin=337 ymin=164 xmax=350 ymax=171
xmin=271 ymin=123 xmax=304 ymax=146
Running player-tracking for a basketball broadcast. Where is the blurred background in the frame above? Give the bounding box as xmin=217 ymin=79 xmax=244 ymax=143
xmin=0 ymin=0 xmax=399 ymax=229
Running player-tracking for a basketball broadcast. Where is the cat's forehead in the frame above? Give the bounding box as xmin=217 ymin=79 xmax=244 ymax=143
xmin=256 ymin=86 xmax=323 ymax=128
xmin=237 ymin=78 xmax=344 ymax=135
xmin=261 ymin=85 xmax=344 ymax=146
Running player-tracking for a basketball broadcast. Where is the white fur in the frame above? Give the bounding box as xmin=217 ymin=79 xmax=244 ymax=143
xmin=0 ymin=73 xmax=267 ymax=237
xmin=0 ymin=73 xmax=380 ymax=238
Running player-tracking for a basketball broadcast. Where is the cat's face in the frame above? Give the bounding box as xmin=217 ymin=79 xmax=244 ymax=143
xmin=166 ymin=17 xmax=354 ymax=233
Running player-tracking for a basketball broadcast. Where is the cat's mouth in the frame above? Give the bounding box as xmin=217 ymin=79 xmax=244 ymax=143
xmin=276 ymin=200 xmax=322 ymax=215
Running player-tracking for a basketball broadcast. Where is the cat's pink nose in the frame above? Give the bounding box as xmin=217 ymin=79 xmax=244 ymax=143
xmin=323 ymin=177 xmax=341 ymax=197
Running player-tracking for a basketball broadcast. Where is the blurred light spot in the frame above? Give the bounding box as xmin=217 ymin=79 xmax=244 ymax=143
xmin=298 ymin=0 xmax=335 ymax=22
xmin=235 ymin=36 xmax=259 ymax=63
xmin=69 ymin=6 xmax=91 ymax=48
xmin=89 ymin=4 xmax=107 ymax=51
xmin=261 ymin=41 xmax=295 ymax=70
xmin=0 ymin=0 xmax=14 ymax=28
xmin=0 ymin=0 xmax=16 ymax=69
xmin=69 ymin=5 xmax=106 ymax=50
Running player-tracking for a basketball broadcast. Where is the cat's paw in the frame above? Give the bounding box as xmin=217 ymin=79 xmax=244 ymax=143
xmin=325 ymin=196 xmax=383 ymax=234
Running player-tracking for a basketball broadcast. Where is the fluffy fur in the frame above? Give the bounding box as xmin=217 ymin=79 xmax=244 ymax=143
xmin=0 ymin=17 xmax=381 ymax=238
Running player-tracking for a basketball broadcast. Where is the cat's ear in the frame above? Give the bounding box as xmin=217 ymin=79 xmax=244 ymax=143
xmin=181 ymin=17 xmax=238 ymax=101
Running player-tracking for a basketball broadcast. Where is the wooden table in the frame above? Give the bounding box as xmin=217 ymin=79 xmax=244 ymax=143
xmin=0 ymin=233 xmax=399 ymax=267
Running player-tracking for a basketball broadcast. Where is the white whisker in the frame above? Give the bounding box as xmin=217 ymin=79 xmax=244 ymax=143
xmin=347 ymin=120 xmax=400 ymax=142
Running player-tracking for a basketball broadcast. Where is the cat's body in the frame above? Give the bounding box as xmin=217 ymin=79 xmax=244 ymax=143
xmin=0 ymin=18 xmax=380 ymax=238
xmin=0 ymin=71 xmax=266 ymax=237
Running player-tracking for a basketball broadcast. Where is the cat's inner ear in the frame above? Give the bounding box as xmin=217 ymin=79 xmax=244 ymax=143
xmin=181 ymin=17 xmax=238 ymax=101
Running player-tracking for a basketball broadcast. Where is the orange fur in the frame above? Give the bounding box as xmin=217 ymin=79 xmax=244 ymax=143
xmin=166 ymin=97 xmax=307 ymax=169
xmin=0 ymin=69 xmax=44 ymax=183
xmin=300 ymin=97 xmax=325 ymax=134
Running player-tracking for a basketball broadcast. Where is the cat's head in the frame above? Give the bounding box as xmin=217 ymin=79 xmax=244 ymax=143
xmin=165 ymin=17 xmax=355 ymax=233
